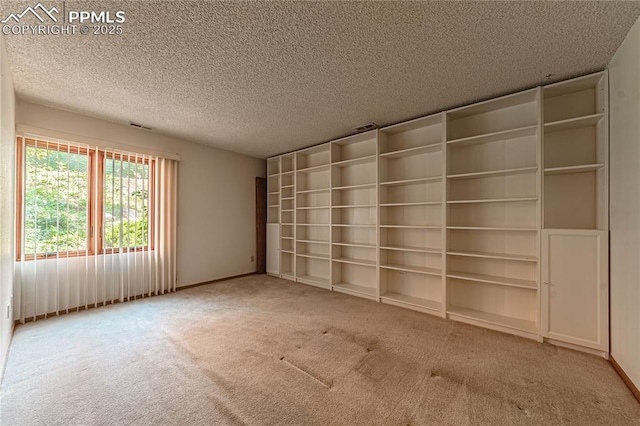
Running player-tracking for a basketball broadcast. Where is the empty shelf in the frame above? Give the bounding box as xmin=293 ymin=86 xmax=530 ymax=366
xmin=296 ymin=253 xmax=330 ymax=260
xmin=297 ymin=275 xmax=330 ymax=288
xmin=332 ymin=242 xmax=376 ymax=248
xmin=447 ymin=197 xmax=537 ymax=204
xmin=447 ymin=226 xmax=537 ymax=232
xmin=380 ymin=201 xmax=442 ymax=207
xmin=332 ymin=183 xmax=377 ymax=190
xmin=380 ymin=176 xmax=442 ymax=186
xmin=296 ymin=188 xmax=330 ymax=194
xmin=381 ymin=263 xmax=441 ymax=276
xmin=333 ymin=257 xmax=376 ymax=267
xmin=381 ymin=225 xmax=441 ymax=229
xmin=544 ymin=113 xmax=605 ymax=132
xmin=297 ymin=206 xmax=330 ymax=210
xmin=447 ymin=166 xmax=537 ymax=180
xmin=544 ymin=164 xmax=604 ymax=175
xmin=331 ymin=155 xmax=377 ymax=167
xmin=447 ymin=305 xmax=537 ymax=334
xmin=332 ymin=204 xmax=377 ymax=208
xmin=296 ymin=239 xmax=330 ymax=245
xmin=447 ymin=250 xmax=537 ymax=262
xmin=332 ymin=282 xmax=376 ymax=297
xmin=446 ymin=271 xmax=537 ymax=289
xmin=332 ymin=224 xmax=376 ymax=228
xmin=379 ymin=143 xmax=442 ymax=158
xmin=381 ymin=245 xmax=441 ymax=254
xmin=380 ymin=292 xmax=441 ymax=312
xmin=447 ymin=125 xmax=538 ymax=147
xmin=296 ymin=164 xmax=330 ymax=173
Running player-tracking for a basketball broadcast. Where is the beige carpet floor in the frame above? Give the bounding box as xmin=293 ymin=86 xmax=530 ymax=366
xmin=1 ymin=274 xmax=639 ymax=425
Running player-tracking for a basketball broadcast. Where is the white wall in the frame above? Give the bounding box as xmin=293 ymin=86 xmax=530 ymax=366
xmin=16 ymin=100 xmax=266 ymax=288
xmin=609 ymin=17 xmax=640 ymax=391
xmin=0 ymin=32 xmax=16 ymax=380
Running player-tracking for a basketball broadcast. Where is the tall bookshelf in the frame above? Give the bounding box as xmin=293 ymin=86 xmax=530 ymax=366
xmin=295 ymin=144 xmax=332 ymax=289
xmin=267 ymin=158 xmax=280 ymax=224
xmin=280 ymin=153 xmax=296 ymax=280
xmin=330 ymin=131 xmax=378 ymax=300
xmin=445 ymin=88 xmax=541 ymax=339
xmin=542 ymin=71 xmax=608 ymax=230
xmin=267 ymin=157 xmax=281 ymax=276
xmin=378 ymin=114 xmax=445 ymax=315
xmin=540 ymin=72 xmax=609 ymax=352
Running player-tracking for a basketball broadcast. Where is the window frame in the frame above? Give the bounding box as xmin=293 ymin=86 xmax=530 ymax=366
xmin=16 ymin=137 xmax=155 ymax=261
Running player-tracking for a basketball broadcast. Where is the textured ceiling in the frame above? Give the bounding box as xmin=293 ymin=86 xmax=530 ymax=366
xmin=2 ymin=1 xmax=640 ymax=159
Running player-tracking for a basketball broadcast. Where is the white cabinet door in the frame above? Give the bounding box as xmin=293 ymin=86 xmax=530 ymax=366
xmin=266 ymin=224 xmax=280 ymax=276
xmin=541 ymin=229 xmax=608 ymax=351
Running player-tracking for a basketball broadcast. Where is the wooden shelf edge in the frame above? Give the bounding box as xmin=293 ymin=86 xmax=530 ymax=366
xmin=380 ymin=176 xmax=442 ymax=186
xmin=331 ymin=154 xmax=377 ymax=167
xmin=544 ymin=164 xmax=605 ymax=175
xmin=447 ymin=197 xmax=537 ymax=205
xmin=447 ymin=271 xmax=537 ymax=290
xmin=296 ymin=275 xmax=330 ymax=288
xmin=544 ymin=113 xmax=605 ymax=131
xmin=381 ymin=264 xmax=442 ymax=276
xmin=380 ymin=201 xmax=442 ymax=207
xmin=380 ymin=142 xmax=442 ymax=158
xmin=380 ymin=292 xmax=442 ymax=313
xmin=381 ymin=245 xmax=441 ymax=254
xmin=447 ymin=226 xmax=538 ymax=232
xmin=333 ymin=257 xmax=376 ymax=267
xmin=296 ymin=188 xmax=330 ymax=194
xmin=332 ymin=282 xmax=377 ymax=299
xmin=446 ymin=124 xmax=538 ymax=147
xmin=447 ymin=250 xmax=538 ymax=262
xmin=447 ymin=166 xmax=538 ymax=180
xmin=447 ymin=305 xmax=538 ymax=335
xmin=332 ymin=183 xmax=377 ymax=190
xmin=296 ymin=253 xmax=330 ymax=260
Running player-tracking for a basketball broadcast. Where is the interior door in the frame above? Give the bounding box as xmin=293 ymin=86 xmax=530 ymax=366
xmin=256 ymin=177 xmax=267 ymax=274
xmin=541 ymin=229 xmax=609 ymax=351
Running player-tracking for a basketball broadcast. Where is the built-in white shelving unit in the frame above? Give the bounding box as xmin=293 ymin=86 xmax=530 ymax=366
xmin=330 ymin=131 xmax=378 ymax=300
xmin=378 ymin=114 xmax=445 ymax=315
xmin=542 ymin=71 xmax=608 ymax=230
xmin=267 ymin=157 xmax=281 ymax=276
xmin=265 ymin=71 xmax=609 ymax=353
xmin=445 ymin=88 xmax=541 ymax=339
xmin=539 ymin=71 xmax=609 ymax=353
xmin=280 ymin=153 xmax=296 ymax=280
xmin=295 ymin=144 xmax=332 ymax=289
xmin=267 ymin=158 xmax=280 ymax=224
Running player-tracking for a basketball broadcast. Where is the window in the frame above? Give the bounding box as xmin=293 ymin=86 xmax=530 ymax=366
xmin=16 ymin=137 xmax=154 ymax=260
xmin=101 ymin=153 xmax=152 ymax=253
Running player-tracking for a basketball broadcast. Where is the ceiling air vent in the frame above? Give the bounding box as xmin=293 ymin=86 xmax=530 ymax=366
xmin=129 ymin=122 xmax=152 ymax=131
xmin=353 ymin=122 xmax=377 ymax=132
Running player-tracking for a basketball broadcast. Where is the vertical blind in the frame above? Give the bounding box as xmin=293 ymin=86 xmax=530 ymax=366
xmin=15 ymin=135 xmax=178 ymax=322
